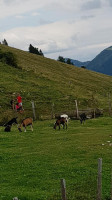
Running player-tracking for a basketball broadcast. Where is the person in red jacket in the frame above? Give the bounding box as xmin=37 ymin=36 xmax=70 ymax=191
xmin=17 ymin=93 xmax=23 ymax=108
xmin=15 ymin=103 xmax=23 ymax=113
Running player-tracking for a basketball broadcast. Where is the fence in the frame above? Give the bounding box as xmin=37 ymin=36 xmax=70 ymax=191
xmin=27 ymin=92 xmax=112 ymax=120
xmin=29 ymin=100 xmax=103 ymax=120
xmin=47 ymin=159 xmax=112 ymax=200
xmin=0 ymin=98 xmax=110 ymax=125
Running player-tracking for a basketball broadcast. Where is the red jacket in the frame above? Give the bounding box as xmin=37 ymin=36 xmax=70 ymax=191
xmin=17 ymin=96 xmax=22 ymax=103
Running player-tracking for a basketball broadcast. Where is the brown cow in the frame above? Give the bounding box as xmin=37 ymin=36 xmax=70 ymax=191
xmin=54 ymin=117 xmax=67 ymax=130
xmin=18 ymin=117 xmax=33 ymax=132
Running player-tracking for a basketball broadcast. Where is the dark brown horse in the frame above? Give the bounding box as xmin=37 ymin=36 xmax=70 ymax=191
xmin=54 ymin=117 xmax=68 ymax=130
xmin=18 ymin=117 xmax=33 ymax=132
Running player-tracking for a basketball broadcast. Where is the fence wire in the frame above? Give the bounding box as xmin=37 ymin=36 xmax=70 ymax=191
xmin=47 ymin=167 xmax=112 ymax=200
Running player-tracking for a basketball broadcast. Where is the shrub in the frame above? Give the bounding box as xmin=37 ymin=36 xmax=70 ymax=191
xmin=0 ymin=50 xmax=18 ymax=68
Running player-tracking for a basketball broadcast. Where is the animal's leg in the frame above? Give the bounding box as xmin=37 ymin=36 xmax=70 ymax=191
xmin=63 ymin=124 xmax=65 ymax=129
xmin=66 ymin=123 xmax=67 ymax=129
xmin=31 ymin=124 xmax=33 ymax=131
xmin=80 ymin=119 xmax=82 ymax=124
xmin=24 ymin=127 xmax=26 ymax=132
xmin=82 ymin=119 xmax=85 ymax=124
xmin=59 ymin=125 xmax=60 ymax=130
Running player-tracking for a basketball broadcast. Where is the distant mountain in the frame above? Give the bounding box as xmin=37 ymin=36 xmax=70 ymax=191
xmin=66 ymin=59 xmax=90 ymax=67
xmin=87 ymin=46 xmax=112 ymax=76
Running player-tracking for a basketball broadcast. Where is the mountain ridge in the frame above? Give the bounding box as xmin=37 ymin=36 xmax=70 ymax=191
xmin=69 ymin=46 xmax=112 ymax=75
xmin=86 ymin=46 xmax=112 ymax=75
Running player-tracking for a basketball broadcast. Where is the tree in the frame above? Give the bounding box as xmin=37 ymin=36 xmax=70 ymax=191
xmin=28 ymin=44 xmax=44 ymax=56
xmin=66 ymin=58 xmax=73 ymax=65
xmin=39 ymin=49 xmax=44 ymax=56
xmin=57 ymin=56 xmax=74 ymax=65
xmin=81 ymin=66 xmax=86 ymax=69
xmin=29 ymin=44 xmax=37 ymax=54
xmin=2 ymin=39 xmax=8 ymax=46
xmin=57 ymin=56 xmax=65 ymax=63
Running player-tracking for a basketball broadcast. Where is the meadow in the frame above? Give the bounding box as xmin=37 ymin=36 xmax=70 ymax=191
xmin=0 ymin=117 xmax=112 ymax=200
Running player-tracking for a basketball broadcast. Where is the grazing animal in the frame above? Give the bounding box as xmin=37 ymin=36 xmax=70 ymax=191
xmin=60 ymin=114 xmax=70 ymax=123
xmin=4 ymin=117 xmax=18 ymax=132
xmin=60 ymin=114 xmax=68 ymax=118
xmin=54 ymin=117 xmax=67 ymax=130
xmin=79 ymin=113 xmax=86 ymax=124
xmin=4 ymin=125 xmax=11 ymax=132
xmin=18 ymin=117 xmax=33 ymax=132
xmin=4 ymin=117 xmax=18 ymax=127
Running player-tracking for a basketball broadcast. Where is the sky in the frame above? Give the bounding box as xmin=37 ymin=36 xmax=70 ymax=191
xmin=0 ymin=0 xmax=112 ymax=61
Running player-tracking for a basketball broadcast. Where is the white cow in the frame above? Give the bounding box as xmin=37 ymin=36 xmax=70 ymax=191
xmin=60 ymin=114 xmax=70 ymax=123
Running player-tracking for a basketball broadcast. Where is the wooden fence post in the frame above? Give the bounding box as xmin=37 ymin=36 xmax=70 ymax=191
xmin=31 ymin=101 xmax=36 ymax=120
xmin=110 ymin=169 xmax=112 ymax=200
xmin=61 ymin=179 xmax=67 ymax=200
xmin=93 ymin=108 xmax=96 ymax=118
xmin=75 ymin=99 xmax=79 ymax=119
xmin=97 ymin=158 xmax=102 ymax=200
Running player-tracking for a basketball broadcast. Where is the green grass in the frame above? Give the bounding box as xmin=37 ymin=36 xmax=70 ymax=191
xmin=1 ymin=44 xmax=112 ymax=123
xmin=0 ymin=117 xmax=112 ymax=200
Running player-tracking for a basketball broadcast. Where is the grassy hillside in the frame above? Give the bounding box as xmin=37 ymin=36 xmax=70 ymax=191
xmin=1 ymin=44 xmax=112 ymax=122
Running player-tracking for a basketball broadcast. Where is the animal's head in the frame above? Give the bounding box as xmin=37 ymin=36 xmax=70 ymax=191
xmin=13 ymin=117 xmax=18 ymax=124
xmin=18 ymin=127 xmax=22 ymax=132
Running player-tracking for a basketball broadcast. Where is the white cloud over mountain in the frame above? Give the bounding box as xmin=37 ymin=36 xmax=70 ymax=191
xmin=0 ymin=0 xmax=112 ymax=61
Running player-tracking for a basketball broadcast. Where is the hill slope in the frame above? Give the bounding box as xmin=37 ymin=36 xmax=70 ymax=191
xmin=1 ymin=44 xmax=112 ymax=122
xmin=87 ymin=46 xmax=112 ymax=75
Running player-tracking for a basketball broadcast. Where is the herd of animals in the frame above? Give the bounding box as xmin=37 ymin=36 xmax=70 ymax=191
xmin=3 ymin=113 xmax=87 ymax=132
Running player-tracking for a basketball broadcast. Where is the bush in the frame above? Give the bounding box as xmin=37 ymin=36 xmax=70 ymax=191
xmin=0 ymin=50 xmax=18 ymax=68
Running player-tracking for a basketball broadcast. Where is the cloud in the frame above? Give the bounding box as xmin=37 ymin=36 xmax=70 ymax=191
xmin=1 ymin=11 xmax=112 ymax=60
xmin=0 ymin=0 xmax=112 ymax=61
xmin=3 ymin=0 xmax=18 ymax=5
xmin=15 ymin=15 xmax=25 ymax=19
xmin=82 ymin=0 xmax=102 ymax=10
xmin=0 ymin=0 xmax=52 ymax=19
xmin=1 ymin=21 xmax=77 ymax=51
xmin=0 ymin=0 xmax=91 ymax=19
xmin=108 ymin=0 xmax=112 ymax=6
xmin=31 ymin=12 xmax=40 ymax=16
xmin=81 ymin=15 xmax=95 ymax=20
